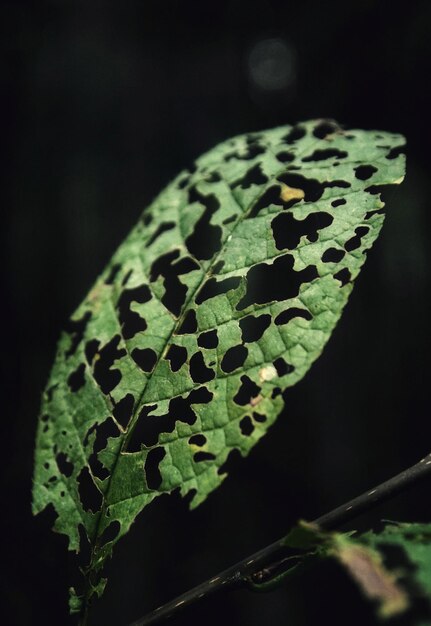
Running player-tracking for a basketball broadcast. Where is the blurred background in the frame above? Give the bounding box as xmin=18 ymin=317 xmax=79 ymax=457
xmin=2 ymin=1 xmax=431 ymax=624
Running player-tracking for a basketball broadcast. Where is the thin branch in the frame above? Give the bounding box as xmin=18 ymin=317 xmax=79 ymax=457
xmin=129 ymin=452 xmax=431 ymax=626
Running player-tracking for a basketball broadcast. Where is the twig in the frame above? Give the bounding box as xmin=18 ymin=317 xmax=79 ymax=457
xmin=129 ymin=452 xmax=431 ymax=626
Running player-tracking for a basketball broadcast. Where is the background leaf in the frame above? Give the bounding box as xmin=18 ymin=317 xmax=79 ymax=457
xmin=32 ymin=119 xmax=405 ymax=610
xmin=282 ymin=520 xmax=431 ymax=622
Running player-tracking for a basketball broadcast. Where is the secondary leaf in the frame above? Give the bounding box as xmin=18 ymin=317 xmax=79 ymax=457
xmin=361 ymin=522 xmax=431 ymax=603
xmin=32 ymin=119 xmax=405 ymax=612
xmin=281 ymin=521 xmax=431 ymax=621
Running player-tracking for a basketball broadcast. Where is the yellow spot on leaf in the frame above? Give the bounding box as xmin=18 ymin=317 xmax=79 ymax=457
xmin=259 ymin=365 xmax=277 ymax=382
xmin=280 ymin=184 xmax=305 ymax=203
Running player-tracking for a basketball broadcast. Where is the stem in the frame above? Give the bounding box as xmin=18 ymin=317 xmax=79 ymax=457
xmin=78 ymin=607 xmax=88 ymax=626
xmin=129 ymin=452 xmax=431 ymax=626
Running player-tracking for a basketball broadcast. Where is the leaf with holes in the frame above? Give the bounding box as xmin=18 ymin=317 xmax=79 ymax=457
xmin=32 ymin=119 xmax=405 ymax=613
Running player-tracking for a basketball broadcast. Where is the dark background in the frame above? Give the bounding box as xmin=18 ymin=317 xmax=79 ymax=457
xmin=2 ymin=1 xmax=431 ymax=625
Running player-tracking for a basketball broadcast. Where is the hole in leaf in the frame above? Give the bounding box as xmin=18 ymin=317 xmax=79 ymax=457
xmin=253 ymin=411 xmax=266 ymax=423
xmin=277 ymin=172 xmax=350 ymax=203
xmin=188 ymin=386 xmax=213 ymax=404
xmin=221 ymin=345 xmax=248 ymax=373
xmin=345 ymin=226 xmax=369 ymax=252
xmin=206 ymin=171 xmax=222 ymax=182
xmin=282 ymin=125 xmax=306 ymax=144
xmin=233 ymin=163 xmax=268 ymax=189
xmin=67 ymin=363 xmax=86 ymax=392
xmin=189 ymin=352 xmax=215 ymax=383
xmin=237 ymin=254 xmax=318 ymax=310
xmin=85 ymin=339 xmax=100 ymax=365
xmin=194 ymin=451 xmax=216 ymax=462
xmin=312 ymin=120 xmax=340 ymax=139
xmin=331 ymin=198 xmax=347 ymax=208
xmin=322 ymin=248 xmax=345 ymax=263
xmin=77 ymin=467 xmax=102 ymax=513
xmin=145 ymin=447 xmax=166 ymax=490
xmin=105 ymin=264 xmax=121 ymax=285
xmin=46 ymin=385 xmax=57 ymax=402
xmin=178 ymin=175 xmax=190 ymax=189
xmin=142 ymin=212 xmax=153 ymax=226
xmin=273 ymin=357 xmax=293 ymax=376
xmin=65 ymin=312 xmax=92 ymax=358
xmin=249 ymin=185 xmax=285 ymax=218
xmin=89 ymin=458 xmax=109 ymax=481
xmin=239 ymin=314 xmax=271 ymax=343
xmin=146 ymin=222 xmax=176 ymax=248
xmin=128 ymin=388 xmax=213 ymax=449
xmin=131 ymin=347 xmax=157 ymax=372
xmin=189 ymin=434 xmax=207 ymax=446
xmin=334 ymin=268 xmax=351 ymax=286
xmin=240 ymin=415 xmax=254 ymax=436
xmin=222 ymin=214 xmax=237 ymax=225
xmin=185 ymin=187 xmax=222 ymax=260
xmin=126 ymin=405 xmax=157 ymax=450
xmin=122 ymin=269 xmax=133 ymax=286
xmin=354 ymin=165 xmax=377 ymax=180
xmin=166 ymin=345 xmax=188 ymax=371
xmin=92 ymin=417 xmax=121 ymax=454
xmin=99 ymin=521 xmax=121 ymax=547
xmin=56 ymin=452 xmax=74 ymax=477
xmin=198 ymin=330 xmax=219 ymax=349
xmin=212 ymin=260 xmax=225 ymax=274
xmin=176 ymin=309 xmax=198 ymax=334
xmin=195 ymin=276 xmax=241 ymax=305
xmin=271 ymin=211 xmax=333 ymax=250
xmin=302 ymin=148 xmax=347 ymax=162
xmin=117 ymin=285 xmax=152 ymax=340
xmin=276 ymin=151 xmax=295 ymax=163
xmin=233 ymin=375 xmax=261 ymax=406
xmin=113 ymin=393 xmax=135 ymax=429
xmin=224 ymin=143 xmax=265 ymax=161
xmin=150 ymin=250 xmax=198 ymax=317
xmin=275 ymin=307 xmax=313 ymax=325
xmin=93 ymin=335 xmax=126 ymax=394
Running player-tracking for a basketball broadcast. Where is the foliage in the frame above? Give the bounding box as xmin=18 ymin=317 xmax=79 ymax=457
xmin=32 ymin=119 xmax=405 ymax=613
xmin=280 ymin=521 xmax=431 ymax=622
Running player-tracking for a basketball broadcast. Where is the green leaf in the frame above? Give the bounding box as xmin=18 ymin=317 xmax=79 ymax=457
xmin=32 ymin=119 xmax=405 ymax=611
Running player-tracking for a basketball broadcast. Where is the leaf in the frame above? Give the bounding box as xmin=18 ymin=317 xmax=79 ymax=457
xmin=361 ymin=522 xmax=431 ymax=602
xmin=330 ymin=533 xmax=409 ymax=618
xmin=32 ymin=119 xmax=406 ymax=611
xmin=281 ymin=521 xmax=431 ymax=621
